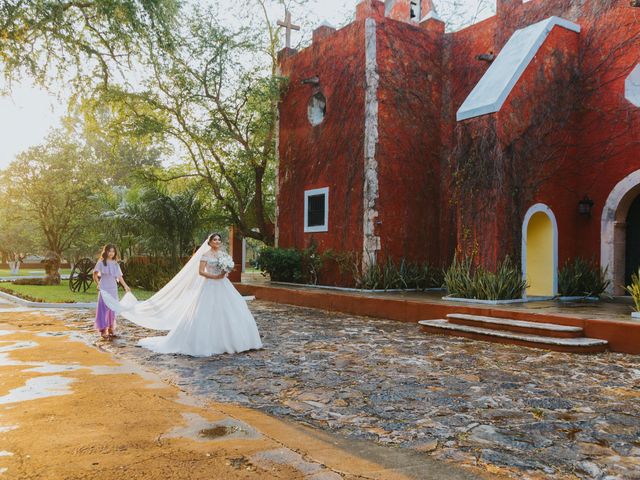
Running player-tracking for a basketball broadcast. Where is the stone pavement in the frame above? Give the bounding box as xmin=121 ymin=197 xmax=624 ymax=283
xmin=0 ymin=300 xmax=484 ymax=480
xmin=63 ymin=301 xmax=640 ymax=479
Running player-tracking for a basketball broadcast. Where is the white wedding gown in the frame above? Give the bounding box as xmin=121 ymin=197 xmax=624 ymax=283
xmin=99 ymin=243 xmax=263 ymax=357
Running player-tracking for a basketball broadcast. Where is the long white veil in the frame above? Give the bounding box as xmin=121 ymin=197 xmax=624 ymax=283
xmin=99 ymin=240 xmax=211 ymax=330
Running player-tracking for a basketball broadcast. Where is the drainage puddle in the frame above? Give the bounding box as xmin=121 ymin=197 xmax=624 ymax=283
xmin=166 ymin=413 xmax=262 ymax=442
xmin=198 ymin=425 xmax=240 ymax=439
xmin=0 ymin=376 xmax=76 ymax=405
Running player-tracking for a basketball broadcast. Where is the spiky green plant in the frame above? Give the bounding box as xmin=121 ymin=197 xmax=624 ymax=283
xmin=625 ymin=269 xmax=640 ymax=313
xmin=444 ymin=254 xmax=527 ymax=300
xmin=558 ymin=258 xmax=610 ymax=297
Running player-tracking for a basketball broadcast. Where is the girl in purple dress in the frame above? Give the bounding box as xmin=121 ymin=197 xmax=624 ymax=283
xmin=93 ymin=244 xmax=130 ymax=339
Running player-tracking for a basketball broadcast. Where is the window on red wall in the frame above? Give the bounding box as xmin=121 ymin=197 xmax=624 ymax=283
xmin=304 ymin=187 xmax=329 ymax=233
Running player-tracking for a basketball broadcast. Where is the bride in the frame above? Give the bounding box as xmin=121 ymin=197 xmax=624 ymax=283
xmin=100 ymin=233 xmax=263 ymax=357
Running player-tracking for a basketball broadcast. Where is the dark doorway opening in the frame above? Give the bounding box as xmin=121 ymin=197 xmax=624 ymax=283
xmin=625 ymin=194 xmax=640 ymax=288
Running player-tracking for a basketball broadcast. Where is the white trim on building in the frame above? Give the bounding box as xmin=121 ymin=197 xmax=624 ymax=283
xmin=304 ymin=187 xmax=329 ymax=233
xmin=457 ymin=16 xmax=580 ymax=121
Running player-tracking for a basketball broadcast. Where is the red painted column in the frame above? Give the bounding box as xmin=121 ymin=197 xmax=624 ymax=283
xmin=228 ymin=226 xmax=243 ymax=283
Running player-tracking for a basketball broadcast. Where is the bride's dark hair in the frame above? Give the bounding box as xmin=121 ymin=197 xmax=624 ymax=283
xmin=208 ymin=233 xmax=222 ymax=243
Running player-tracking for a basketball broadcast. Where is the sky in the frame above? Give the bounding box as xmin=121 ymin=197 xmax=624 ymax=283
xmin=0 ymin=0 xmax=492 ymax=171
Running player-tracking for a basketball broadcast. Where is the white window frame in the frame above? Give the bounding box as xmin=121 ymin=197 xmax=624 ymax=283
xmin=304 ymin=187 xmax=329 ymax=233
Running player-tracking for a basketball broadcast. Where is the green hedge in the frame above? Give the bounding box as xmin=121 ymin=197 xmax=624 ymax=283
xmin=124 ymin=259 xmax=180 ymax=291
xmin=256 ymin=247 xmax=303 ymax=283
xmin=257 ymin=246 xmax=442 ymax=290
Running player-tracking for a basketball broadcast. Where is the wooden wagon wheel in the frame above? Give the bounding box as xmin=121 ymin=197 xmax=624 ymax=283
xmin=69 ymin=258 xmax=95 ymax=293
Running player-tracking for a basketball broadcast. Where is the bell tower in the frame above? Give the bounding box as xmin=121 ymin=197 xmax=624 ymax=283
xmin=384 ymin=0 xmax=437 ymax=23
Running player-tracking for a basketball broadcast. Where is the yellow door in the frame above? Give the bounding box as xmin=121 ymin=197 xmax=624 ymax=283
xmin=525 ymin=212 xmax=554 ymax=296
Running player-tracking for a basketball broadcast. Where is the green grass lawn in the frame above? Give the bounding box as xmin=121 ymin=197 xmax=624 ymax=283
xmin=0 ymin=269 xmax=72 ymax=277
xmin=0 ymin=279 xmax=155 ymax=304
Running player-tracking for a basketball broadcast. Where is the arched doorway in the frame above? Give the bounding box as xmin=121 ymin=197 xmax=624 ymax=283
xmin=522 ymin=204 xmax=558 ymax=298
xmin=601 ymin=170 xmax=640 ymax=295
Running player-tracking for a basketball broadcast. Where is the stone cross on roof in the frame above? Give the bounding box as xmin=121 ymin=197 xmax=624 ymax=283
xmin=277 ymin=10 xmax=300 ymax=49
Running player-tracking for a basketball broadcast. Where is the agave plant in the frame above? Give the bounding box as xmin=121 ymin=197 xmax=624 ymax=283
xmin=558 ymin=258 xmax=610 ymax=297
xmin=625 ymin=269 xmax=640 ymax=313
xmin=444 ymin=254 xmax=527 ymax=300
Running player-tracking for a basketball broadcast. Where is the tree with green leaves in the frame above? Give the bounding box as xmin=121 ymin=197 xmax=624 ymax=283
xmin=94 ymin=0 xmax=305 ymax=246
xmin=0 ymin=210 xmax=38 ymax=269
xmin=0 ymin=131 xmax=102 ymax=259
xmin=0 ymin=0 xmax=178 ymax=92
xmin=66 ymin=103 xmax=166 ymax=186
xmin=103 ymin=183 xmax=213 ymax=264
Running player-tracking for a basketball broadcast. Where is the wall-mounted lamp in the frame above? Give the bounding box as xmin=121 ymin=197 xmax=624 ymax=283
xmin=578 ymin=195 xmax=594 ymax=217
xmin=477 ymin=52 xmax=495 ymax=63
xmin=301 ymin=76 xmax=320 ymax=86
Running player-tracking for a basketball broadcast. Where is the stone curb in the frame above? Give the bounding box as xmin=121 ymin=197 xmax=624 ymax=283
xmin=0 ymin=290 xmax=96 ymax=309
xmin=272 ymin=281 xmax=444 ymax=294
xmin=0 ymin=274 xmax=71 ymax=282
xmin=443 ymin=296 xmax=529 ymax=305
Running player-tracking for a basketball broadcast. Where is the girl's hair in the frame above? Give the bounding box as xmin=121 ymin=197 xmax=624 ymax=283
xmin=208 ymin=233 xmax=222 ymax=244
xmin=99 ymin=244 xmax=118 ymax=266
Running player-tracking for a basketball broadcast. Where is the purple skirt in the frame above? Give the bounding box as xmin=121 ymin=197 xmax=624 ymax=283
xmin=95 ymin=293 xmax=116 ymax=331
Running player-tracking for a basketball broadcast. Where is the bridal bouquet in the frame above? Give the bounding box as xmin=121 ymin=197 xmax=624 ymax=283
xmin=215 ymin=253 xmax=235 ymax=274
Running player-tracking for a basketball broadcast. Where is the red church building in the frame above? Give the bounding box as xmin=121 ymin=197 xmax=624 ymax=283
xmin=275 ymin=0 xmax=640 ymax=296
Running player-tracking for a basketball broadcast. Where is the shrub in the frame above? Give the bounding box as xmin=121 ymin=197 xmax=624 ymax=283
xmin=299 ymin=240 xmax=325 ymax=285
xmin=558 ymin=257 xmax=610 ymax=297
xmin=256 ymin=247 xmax=303 ymax=283
xmin=124 ymin=258 xmax=179 ymax=291
xmin=444 ymin=254 xmax=527 ymax=300
xmin=625 ymin=269 xmax=640 ymax=313
xmin=257 ymin=247 xmax=442 ymax=290
xmin=404 ymin=261 xmax=445 ymax=290
xmin=328 ymin=251 xmax=442 ymax=290
xmin=374 ymin=257 xmax=443 ymax=291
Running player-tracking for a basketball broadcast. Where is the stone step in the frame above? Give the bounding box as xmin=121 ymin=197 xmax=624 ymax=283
xmin=446 ymin=313 xmax=584 ymax=338
xmin=418 ymin=320 xmax=608 ymax=354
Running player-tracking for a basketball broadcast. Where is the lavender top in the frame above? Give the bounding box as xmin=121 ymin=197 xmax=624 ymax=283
xmin=94 ymin=260 xmax=123 ymax=296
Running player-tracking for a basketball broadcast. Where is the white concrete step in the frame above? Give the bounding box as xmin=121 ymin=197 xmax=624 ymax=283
xmin=419 ymin=320 xmax=608 ymax=353
xmin=446 ymin=313 xmax=583 ymax=338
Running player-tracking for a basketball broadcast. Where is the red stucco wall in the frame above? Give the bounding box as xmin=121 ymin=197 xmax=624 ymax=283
xmin=277 ymin=22 xmax=367 ymax=284
xmin=375 ymin=18 xmax=443 ymax=264
xmin=277 ymin=0 xmax=640 ymax=286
